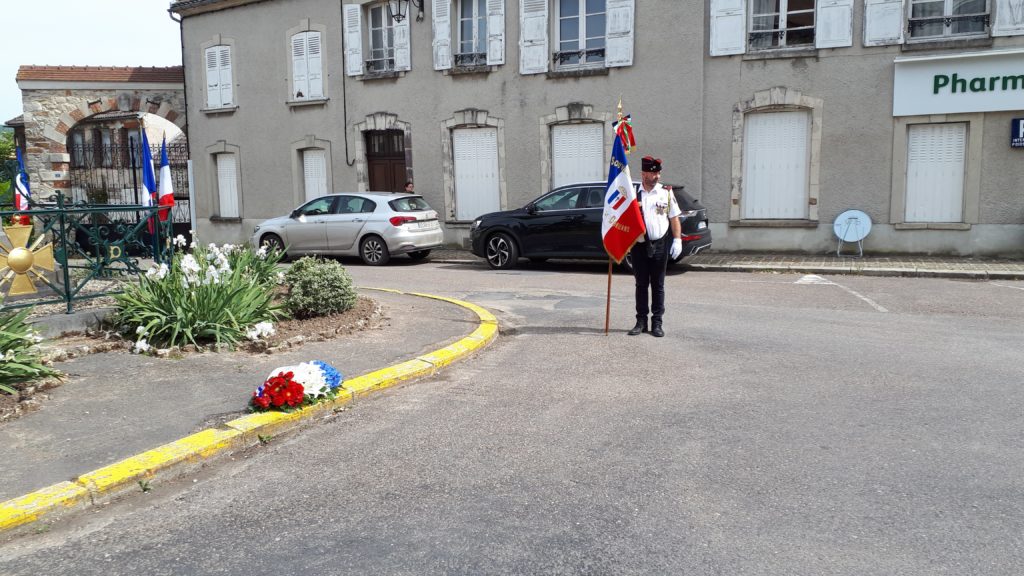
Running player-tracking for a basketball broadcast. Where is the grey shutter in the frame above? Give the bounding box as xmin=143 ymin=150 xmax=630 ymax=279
xmin=205 ymin=46 xmax=221 ymax=108
xmin=863 ymin=0 xmax=904 ymax=45
xmin=394 ymin=11 xmax=411 ymax=70
xmin=709 ymin=0 xmax=746 ymax=56
xmin=487 ymin=0 xmax=505 ymax=65
xmin=993 ymin=0 xmax=1024 ymax=35
xmin=815 ymin=0 xmax=853 ymax=48
xmin=519 ymin=0 xmax=548 ymax=74
xmin=344 ymin=4 xmax=364 ymax=76
xmin=605 ymin=0 xmax=635 ymax=67
xmin=433 ymin=0 xmax=453 ymax=69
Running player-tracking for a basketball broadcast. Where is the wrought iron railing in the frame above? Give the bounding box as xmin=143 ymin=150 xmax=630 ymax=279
xmin=0 ymin=194 xmax=174 ymax=313
xmin=455 ymin=52 xmax=488 ymax=67
xmin=908 ymin=13 xmax=990 ymax=35
xmin=553 ymin=48 xmax=606 ymax=67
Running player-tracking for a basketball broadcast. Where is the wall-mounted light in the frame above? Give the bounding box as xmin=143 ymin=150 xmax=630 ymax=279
xmin=387 ymin=0 xmax=424 ymax=23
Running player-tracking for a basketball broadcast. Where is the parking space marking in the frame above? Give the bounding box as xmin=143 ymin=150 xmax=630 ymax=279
xmin=992 ymin=282 xmax=1024 ymax=291
xmin=795 ymin=275 xmax=889 ymax=313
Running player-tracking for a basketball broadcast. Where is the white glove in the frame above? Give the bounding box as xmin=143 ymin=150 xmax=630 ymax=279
xmin=669 ymin=238 xmax=683 ymax=260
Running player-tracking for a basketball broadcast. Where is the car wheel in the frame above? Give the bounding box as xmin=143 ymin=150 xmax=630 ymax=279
xmin=260 ymin=233 xmax=287 ymax=259
xmin=485 ymin=232 xmax=519 ymax=269
xmin=360 ymin=235 xmax=391 ymax=266
xmin=408 ymin=250 xmax=431 ymax=261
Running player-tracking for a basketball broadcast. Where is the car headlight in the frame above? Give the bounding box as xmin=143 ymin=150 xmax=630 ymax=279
xmin=253 ymin=225 xmax=261 ymax=234
xmin=471 ymin=219 xmax=481 ymax=230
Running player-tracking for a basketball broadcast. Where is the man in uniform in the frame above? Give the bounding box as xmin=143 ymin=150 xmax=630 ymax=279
xmin=628 ymin=156 xmax=683 ymax=337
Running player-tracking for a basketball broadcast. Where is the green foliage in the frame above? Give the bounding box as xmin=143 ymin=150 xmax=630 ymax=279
xmin=0 ymin=130 xmax=14 ymax=168
xmin=283 ymin=257 xmax=358 ymax=319
xmin=113 ymin=243 xmax=287 ymax=349
xmin=0 ymin=307 xmax=59 ymax=394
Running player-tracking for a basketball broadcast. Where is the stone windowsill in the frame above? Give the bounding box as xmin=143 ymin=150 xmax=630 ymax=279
xmin=894 ymin=222 xmax=972 ymax=230
xmin=446 ymin=65 xmax=496 ymax=76
xmin=360 ymin=71 xmax=405 ymax=81
xmin=901 ymin=36 xmax=993 ymax=52
xmin=201 ymin=106 xmax=238 ymax=116
xmin=286 ymin=97 xmax=329 ymax=108
xmin=546 ymin=67 xmax=609 ymax=79
xmin=743 ymin=47 xmax=818 ymax=61
xmin=729 ymin=219 xmax=819 ymax=228
xmin=209 ymin=216 xmax=242 ymax=223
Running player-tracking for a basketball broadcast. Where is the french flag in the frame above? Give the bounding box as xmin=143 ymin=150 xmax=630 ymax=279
xmin=600 ymin=135 xmax=645 ymax=263
xmin=157 ymin=136 xmax=175 ymax=222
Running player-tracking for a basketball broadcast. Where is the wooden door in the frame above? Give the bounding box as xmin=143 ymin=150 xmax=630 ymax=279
xmin=365 ymin=130 xmax=406 ymax=192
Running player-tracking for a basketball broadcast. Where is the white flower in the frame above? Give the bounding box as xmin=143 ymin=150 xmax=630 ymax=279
xmin=133 ymin=339 xmax=151 ymax=354
xmin=173 ymin=234 xmax=187 ymax=248
xmin=145 ymin=263 xmax=169 ymax=280
xmin=136 ymin=325 xmax=147 ymax=335
xmin=245 ymin=321 xmax=275 ymax=341
xmin=203 ymin=265 xmax=221 ymax=285
xmin=181 ymin=254 xmax=200 ymax=274
xmin=256 ymin=246 xmax=268 ymax=259
xmin=276 ymin=271 xmax=285 ymax=284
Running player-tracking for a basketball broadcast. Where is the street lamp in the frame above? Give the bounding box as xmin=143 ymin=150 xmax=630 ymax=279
xmin=387 ymin=0 xmax=424 ymax=22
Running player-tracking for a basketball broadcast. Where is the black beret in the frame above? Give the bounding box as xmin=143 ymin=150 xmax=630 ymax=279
xmin=641 ymin=156 xmax=662 ymax=172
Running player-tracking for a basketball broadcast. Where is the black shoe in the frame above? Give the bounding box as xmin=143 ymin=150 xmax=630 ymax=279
xmin=627 ymin=319 xmax=648 ymax=336
xmin=651 ymin=321 xmax=664 ymax=338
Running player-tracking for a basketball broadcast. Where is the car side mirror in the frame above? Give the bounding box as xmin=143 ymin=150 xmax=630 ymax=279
xmin=290 ymin=209 xmax=300 ymax=219
xmin=526 ymin=203 xmax=537 ymax=215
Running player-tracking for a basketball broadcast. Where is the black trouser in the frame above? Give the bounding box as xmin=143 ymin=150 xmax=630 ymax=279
xmin=630 ymin=234 xmax=669 ymax=322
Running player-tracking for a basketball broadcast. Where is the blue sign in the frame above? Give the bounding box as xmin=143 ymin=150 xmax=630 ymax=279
xmin=1013 ymin=118 xmax=1024 ymax=149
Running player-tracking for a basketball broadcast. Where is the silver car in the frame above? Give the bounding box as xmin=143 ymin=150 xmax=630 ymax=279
xmin=250 ymin=192 xmax=444 ymax=265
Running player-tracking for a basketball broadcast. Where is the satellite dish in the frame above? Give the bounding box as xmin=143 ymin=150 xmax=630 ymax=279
xmin=834 ymin=210 xmax=872 ymax=257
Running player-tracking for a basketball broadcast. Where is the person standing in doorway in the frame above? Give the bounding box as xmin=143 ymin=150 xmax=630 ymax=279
xmin=628 ymin=156 xmax=683 ymax=337
xmin=404 ymin=180 xmax=415 ymax=193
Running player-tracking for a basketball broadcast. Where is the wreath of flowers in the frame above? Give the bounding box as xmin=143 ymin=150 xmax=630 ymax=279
xmin=250 ymin=360 xmax=344 ymax=412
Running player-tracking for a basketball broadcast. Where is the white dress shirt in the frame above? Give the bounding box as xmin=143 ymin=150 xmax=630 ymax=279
xmin=636 ymin=183 xmax=681 ymax=242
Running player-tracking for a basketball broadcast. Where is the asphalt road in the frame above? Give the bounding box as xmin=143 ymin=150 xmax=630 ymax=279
xmin=3 ymin=258 xmax=1023 ymax=575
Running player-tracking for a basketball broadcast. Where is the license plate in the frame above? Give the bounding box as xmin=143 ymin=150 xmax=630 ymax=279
xmin=697 ymin=221 xmax=707 ymax=230
xmin=417 ymin=220 xmax=439 ymax=230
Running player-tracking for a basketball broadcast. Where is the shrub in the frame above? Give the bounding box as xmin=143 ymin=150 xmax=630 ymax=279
xmin=114 ymin=243 xmax=286 ymax=349
xmin=283 ymin=257 xmax=357 ymax=319
xmin=0 ymin=307 xmax=59 ymax=395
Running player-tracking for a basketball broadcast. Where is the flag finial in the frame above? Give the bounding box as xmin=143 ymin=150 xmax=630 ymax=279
xmin=613 ymin=99 xmax=635 ymax=155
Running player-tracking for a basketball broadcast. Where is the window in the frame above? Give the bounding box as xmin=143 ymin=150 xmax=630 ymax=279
xmin=216 ymin=153 xmax=240 ymax=218
xmin=457 ymin=0 xmax=489 ymax=65
xmin=749 ymin=0 xmax=815 ymax=49
xmin=204 ymin=45 xmax=233 ymax=108
xmin=535 ymin=187 xmax=582 ymax=211
xmin=302 ymin=149 xmax=328 ymax=202
xmin=555 ymin=0 xmax=607 ymax=68
xmin=550 ymin=123 xmax=604 ymax=188
xmin=741 ymin=111 xmax=810 ymax=219
xmin=368 ymin=4 xmax=396 ymax=72
xmin=291 ymin=31 xmax=323 ymax=100
xmin=69 ymin=132 xmax=86 ymax=168
xmin=904 ymin=123 xmax=966 ymax=222
xmin=298 ymin=196 xmax=335 ymax=216
xmin=908 ymin=0 xmax=989 ymax=39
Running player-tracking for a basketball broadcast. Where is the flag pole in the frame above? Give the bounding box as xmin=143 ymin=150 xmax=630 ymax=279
xmin=604 ymin=98 xmax=624 ymax=335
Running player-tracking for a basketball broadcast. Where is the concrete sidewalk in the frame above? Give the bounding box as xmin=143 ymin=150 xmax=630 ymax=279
xmin=0 ymin=288 xmax=496 ymax=533
xmin=430 ymin=248 xmax=1024 ymax=280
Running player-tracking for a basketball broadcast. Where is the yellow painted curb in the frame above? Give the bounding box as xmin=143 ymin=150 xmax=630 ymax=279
xmin=0 ymin=482 xmax=91 ymax=532
xmin=0 ymin=288 xmax=496 ymax=535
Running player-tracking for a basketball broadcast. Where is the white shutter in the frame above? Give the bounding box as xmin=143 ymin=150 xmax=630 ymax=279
xmin=303 ymin=149 xmax=328 ymax=202
xmin=453 ymin=127 xmax=501 ymax=220
xmin=905 ymin=123 xmax=966 ymax=223
xmin=292 ymin=33 xmax=309 ymax=99
xmin=216 ymin=154 xmax=239 ymax=218
xmin=742 ymin=111 xmax=810 ymax=220
xmin=863 ymin=0 xmax=905 ymax=45
xmin=551 ymin=124 xmax=605 ymax=188
xmin=218 ymin=46 xmax=233 ymax=106
xmin=816 ymin=0 xmax=853 ymax=48
xmin=205 ymin=47 xmax=221 ymax=108
xmin=433 ymin=0 xmax=453 ymax=69
xmin=993 ymin=0 xmax=1024 ymax=36
xmin=307 ymin=32 xmax=323 ymax=97
xmin=344 ymin=4 xmax=364 ymax=76
xmin=710 ymin=0 xmax=746 ymax=56
xmin=394 ymin=14 xmax=411 ymax=70
xmin=605 ymin=0 xmax=635 ymax=67
xmin=519 ymin=0 xmax=549 ymax=74
xmin=487 ymin=0 xmax=505 ymax=65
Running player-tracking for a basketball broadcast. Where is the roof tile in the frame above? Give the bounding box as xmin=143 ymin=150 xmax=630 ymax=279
xmin=16 ymin=66 xmax=184 ymax=83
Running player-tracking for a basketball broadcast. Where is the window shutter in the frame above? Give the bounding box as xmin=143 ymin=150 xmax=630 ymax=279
xmin=486 ymin=0 xmax=505 ymax=65
xmin=905 ymin=123 xmax=966 ymax=223
xmin=218 ymin=46 xmax=233 ymax=106
xmin=432 ymin=0 xmax=453 ymax=69
xmin=605 ymin=0 xmax=635 ymax=67
xmin=394 ymin=13 xmax=411 ymax=70
xmin=863 ymin=0 xmax=904 ymax=45
xmin=709 ymin=0 xmax=746 ymax=56
xmin=205 ymin=47 xmax=221 ymax=108
xmin=519 ymin=0 xmax=549 ymax=74
xmin=551 ymin=123 xmax=605 ymax=188
xmin=815 ymin=0 xmax=853 ymax=48
xmin=344 ymin=4 xmax=364 ymax=76
xmin=303 ymin=149 xmax=328 ymax=202
xmin=993 ymin=0 xmax=1024 ymax=36
xmin=742 ymin=111 xmax=810 ymax=219
xmin=307 ymin=31 xmax=323 ymax=97
xmin=292 ymin=33 xmax=309 ymax=99
xmin=453 ymin=127 xmax=501 ymax=220
xmin=216 ymin=154 xmax=240 ymax=218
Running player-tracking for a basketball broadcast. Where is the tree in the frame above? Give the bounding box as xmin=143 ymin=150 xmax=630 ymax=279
xmin=0 ymin=131 xmax=14 ymax=183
